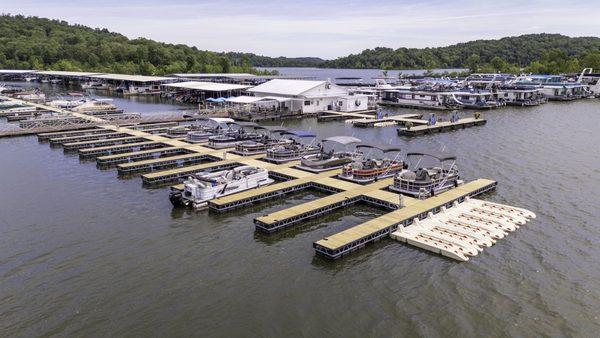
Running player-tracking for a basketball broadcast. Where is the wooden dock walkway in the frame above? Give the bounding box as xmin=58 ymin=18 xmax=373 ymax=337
xmin=397 ymin=117 xmax=487 ymax=136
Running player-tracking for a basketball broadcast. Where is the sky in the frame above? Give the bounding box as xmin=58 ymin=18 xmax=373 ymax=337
xmin=4 ymin=0 xmax=600 ymax=59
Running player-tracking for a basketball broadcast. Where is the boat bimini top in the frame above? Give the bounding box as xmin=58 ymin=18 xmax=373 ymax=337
xmin=356 ymin=143 xmax=402 ymax=153
xmin=406 ymin=151 xmax=456 ymax=162
xmin=322 ymin=136 xmax=362 ymax=145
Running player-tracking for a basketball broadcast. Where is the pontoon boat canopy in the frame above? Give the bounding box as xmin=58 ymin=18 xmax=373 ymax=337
xmin=280 ymin=130 xmax=316 ymax=138
xmin=356 ymin=144 xmax=402 ymax=152
xmin=323 ymin=136 xmax=362 ymax=145
xmin=406 ymin=151 xmax=456 ymax=161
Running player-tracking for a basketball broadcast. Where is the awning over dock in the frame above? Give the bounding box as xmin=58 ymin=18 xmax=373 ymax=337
xmin=36 ymin=71 xmax=103 ymax=77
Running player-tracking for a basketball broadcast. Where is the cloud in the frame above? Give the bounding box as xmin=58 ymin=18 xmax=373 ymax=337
xmin=4 ymin=0 xmax=600 ymax=58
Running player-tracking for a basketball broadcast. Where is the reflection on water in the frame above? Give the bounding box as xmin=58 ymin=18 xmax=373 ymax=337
xmin=0 ymin=80 xmax=599 ymax=336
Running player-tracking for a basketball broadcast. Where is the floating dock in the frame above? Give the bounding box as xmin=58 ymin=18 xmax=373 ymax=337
xmin=2 ymin=96 xmax=530 ymax=262
xmin=397 ymin=118 xmax=487 ymax=136
xmin=312 ymin=179 xmax=497 ymax=259
xmin=390 ymin=197 xmax=535 ymax=261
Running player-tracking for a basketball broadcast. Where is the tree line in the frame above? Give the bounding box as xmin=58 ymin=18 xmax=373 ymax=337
xmin=1 ymin=15 xmax=599 ymax=75
xmin=0 ymin=15 xmax=277 ymax=75
xmin=321 ymin=34 xmax=600 ymax=74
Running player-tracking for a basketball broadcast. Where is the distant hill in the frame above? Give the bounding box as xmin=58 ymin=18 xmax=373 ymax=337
xmin=1 ymin=15 xmax=598 ymax=75
xmin=320 ymin=34 xmax=600 ymax=71
xmin=0 ymin=15 xmax=278 ymax=75
xmin=225 ymin=53 xmax=325 ymax=68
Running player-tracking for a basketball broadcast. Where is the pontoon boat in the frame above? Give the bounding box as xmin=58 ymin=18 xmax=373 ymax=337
xmin=263 ymin=130 xmax=321 ymax=163
xmin=169 ymin=165 xmax=274 ymax=208
xmin=389 ymin=151 xmax=463 ymax=199
xmin=339 ymin=144 xmax=406 ymax=183
xmin=298 ymin=136 xmax=362 ymax=171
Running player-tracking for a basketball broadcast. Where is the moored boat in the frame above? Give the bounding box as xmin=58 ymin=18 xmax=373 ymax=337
xmin=298 ymin=136 xmax=362 ymax=172
xmin=339 ymin=144 xmax=406 ymax=183
xmin=263 ymin=130 xmax=320 ymax=163
xmin=169 ymin=165 xmax=274 ymax=209
xmin=233 ymin=126 xmax=291 ymax=155
xmin=389 ymin=151 xmax=463 ymax=199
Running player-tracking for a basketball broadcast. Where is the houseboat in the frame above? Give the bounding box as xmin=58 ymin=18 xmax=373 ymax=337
xmin=450 ymin=90 xmax=504 ymax=109
xmin=577 ymin=68 xmax=600 ymax=97
xmin=496 ymin=85 xmax=546 ymax=106
xmin=389 ymin=151 xmax=463 ymax=199
xmin=379 ymin=87 xmax=462 ymax=110
xmin=514 ymin=75 xmax=586 ymax=100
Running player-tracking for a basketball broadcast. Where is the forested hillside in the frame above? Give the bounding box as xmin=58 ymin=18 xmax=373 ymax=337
xmin=321 ymin=34 xmax=600 ymax=73
xmin=1 ymin=15 xmax=599 ymax=75
xmin=0 ymin=15 xmax=272 ymax=75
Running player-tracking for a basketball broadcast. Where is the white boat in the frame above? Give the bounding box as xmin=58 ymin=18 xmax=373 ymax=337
xmin=169 ymin=166 xmax=274 ymax=208
xmin=514 ymin=75 xmax=586 ymax=100
xmin=264 ymin=130 xmax=321 ymax=163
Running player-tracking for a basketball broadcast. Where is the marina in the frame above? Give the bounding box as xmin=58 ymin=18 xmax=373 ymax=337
xmin=0 ymin=92 xmax=527 ymax=260
xmin=1 ymin=67 xmax=598 ymax=337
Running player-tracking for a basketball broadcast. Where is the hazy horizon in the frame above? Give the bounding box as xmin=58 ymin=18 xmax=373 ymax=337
xmin=4 ymin=0 xmax=600 ymax=59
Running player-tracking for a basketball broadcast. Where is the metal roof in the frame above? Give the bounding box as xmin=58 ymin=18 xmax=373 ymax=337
xmin=163 ymin=81 xmax=251 ymax=91
xmin=91 ymin=74 xmax=175 ymax=82
xmin=169 ymin=73 xmax=256 ymax=78
xmin=36 ymin=71 xmax=103 ymax=77
xmin=247 ymin=79 xmax=327 ymax=96
xmin=0 ymin=69 xmax=36 ymax=74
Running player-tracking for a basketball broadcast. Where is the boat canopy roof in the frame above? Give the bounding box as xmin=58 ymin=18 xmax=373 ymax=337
xmin=323 ymin=136 xmax=361 ymax=145
xmin=198 ymin=117 xmax=235 ymax=124
xmin=407 ymin=151 xmax=456 ymax=161
xmin=356 ymin=143 xmax=401 ymax=153
xmin=280 ymin=130 xmax=316 ymax=138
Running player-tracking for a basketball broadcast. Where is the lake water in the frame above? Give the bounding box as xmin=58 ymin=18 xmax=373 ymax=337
xmin=1 ymin=75 xmax=599 ymax=336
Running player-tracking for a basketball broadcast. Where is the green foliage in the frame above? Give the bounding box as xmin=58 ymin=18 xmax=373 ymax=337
xmin=321 ymin=34 xmax=600 ymax=73
xmin=0 ymin=14 xmax=263 ymax=75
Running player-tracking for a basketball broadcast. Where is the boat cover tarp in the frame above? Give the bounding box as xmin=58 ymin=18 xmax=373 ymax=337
xmin=323 ymin=136 xmax=361 ymax=145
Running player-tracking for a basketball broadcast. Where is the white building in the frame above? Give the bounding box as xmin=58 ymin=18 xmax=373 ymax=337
xmin=247 ymin=79 xmax=368 ymax=114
